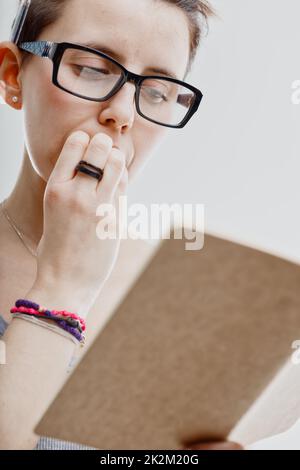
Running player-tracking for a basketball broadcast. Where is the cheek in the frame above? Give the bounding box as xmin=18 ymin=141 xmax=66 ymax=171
xmin=22 ymin=69 xmax=93 ymax=181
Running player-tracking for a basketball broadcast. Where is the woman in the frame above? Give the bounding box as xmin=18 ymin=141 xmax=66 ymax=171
xmin=0 ymin=0 xmax=242 ymax=450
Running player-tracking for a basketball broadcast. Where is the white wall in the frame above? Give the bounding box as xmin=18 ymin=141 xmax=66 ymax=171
xmin=1 ymin=0 xmax=300 ymax=262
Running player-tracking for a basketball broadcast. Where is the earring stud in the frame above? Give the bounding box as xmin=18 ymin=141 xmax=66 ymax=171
xmin=12 ymin=96 xmax=19 ymax=103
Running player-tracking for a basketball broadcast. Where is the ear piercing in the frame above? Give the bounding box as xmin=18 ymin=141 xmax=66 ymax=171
xmin=12 ymin=96 xmax=19 ymax=103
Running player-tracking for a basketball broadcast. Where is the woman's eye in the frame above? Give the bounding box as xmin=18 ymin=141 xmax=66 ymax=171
xmin=143 ymin=87 xmax=168 ymax=102
xmin=73 ymin=65 xmax=109 ymax=76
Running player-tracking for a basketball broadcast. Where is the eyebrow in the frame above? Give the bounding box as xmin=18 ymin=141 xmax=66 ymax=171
xmin=80 ymin=42 xmax=179 ymax=80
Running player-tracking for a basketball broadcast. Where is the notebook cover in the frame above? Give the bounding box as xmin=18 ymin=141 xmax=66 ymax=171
xmin=35 ymin=230 xmax=300 ymax=449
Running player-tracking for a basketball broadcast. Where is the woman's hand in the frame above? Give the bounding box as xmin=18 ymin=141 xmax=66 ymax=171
xmin=180 ymin=440 xmax=244 ymax=450
xmin=32 ymin=131 xmax=128 ymax=316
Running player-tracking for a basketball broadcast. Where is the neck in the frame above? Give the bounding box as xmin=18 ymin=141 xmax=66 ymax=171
xmin=4 ymin=147 xmax=46 ymax=247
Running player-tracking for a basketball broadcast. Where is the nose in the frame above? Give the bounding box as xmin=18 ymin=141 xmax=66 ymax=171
xmin=98 ymin=81 xmax=136 ymax=131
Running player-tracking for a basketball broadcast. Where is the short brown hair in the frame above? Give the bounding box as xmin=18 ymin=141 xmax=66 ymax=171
xmin=14 ymin=0 xmax=214 ymax=76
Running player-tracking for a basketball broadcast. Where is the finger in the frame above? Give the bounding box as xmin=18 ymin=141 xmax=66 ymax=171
xmin=113 ymin=168 xmax=129 ymax=234
xmin=74 ymin=133 xmax=113 ymax=189
xmin=114 ymin=167 xmax=129 ymax=204
xmin=49 ymin=131 xmax=90 ymax=184
xmin=96 ymin=148 xmax=126 ymax=201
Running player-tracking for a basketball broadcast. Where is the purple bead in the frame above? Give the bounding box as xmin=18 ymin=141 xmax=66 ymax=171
xmin=43 ymin=310 xmax=53 ymax=317
xmin=15 ymin=299 xmax=40 ymax=310
xmin=56 ymin=319 xmax=83 ymax=342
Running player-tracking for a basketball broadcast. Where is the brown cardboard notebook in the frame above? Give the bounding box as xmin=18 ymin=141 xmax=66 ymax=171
xmin=35 ymin=230 xmax=300 ymax=449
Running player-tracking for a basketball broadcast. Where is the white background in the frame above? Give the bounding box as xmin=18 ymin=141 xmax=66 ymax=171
xmin=1 ymin=0 xmax=300 ymax=449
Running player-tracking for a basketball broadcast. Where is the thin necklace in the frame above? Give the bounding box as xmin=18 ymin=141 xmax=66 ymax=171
xmin=0 ymin=199 xmax=38 ymax=258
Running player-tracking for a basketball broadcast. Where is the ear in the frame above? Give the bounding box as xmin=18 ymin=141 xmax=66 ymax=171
xmin=0 ymin=41 xmax=23 ymax=110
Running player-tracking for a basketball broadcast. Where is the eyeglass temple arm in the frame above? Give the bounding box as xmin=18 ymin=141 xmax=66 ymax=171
xmin=10 ymin=0 xmax=31 ymax=45
xmin=18 ymin=41 xmax=55 ymax=59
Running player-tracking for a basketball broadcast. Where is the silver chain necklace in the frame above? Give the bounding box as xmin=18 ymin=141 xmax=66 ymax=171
xmin=0 ymin=199 xmax=38 ymax=258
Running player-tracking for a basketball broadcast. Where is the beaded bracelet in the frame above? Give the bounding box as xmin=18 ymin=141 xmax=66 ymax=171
xmin=10 ymin=299 xmax=86 ymax=345
xmin=11 ymin=307 xmax=84 ymax=334
xmin=14 ymin=299 xmax=86 ymax=331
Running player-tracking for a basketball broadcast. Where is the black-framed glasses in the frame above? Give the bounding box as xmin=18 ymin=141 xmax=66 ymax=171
xmin=17 ymin=41 xmax=203 ymax=128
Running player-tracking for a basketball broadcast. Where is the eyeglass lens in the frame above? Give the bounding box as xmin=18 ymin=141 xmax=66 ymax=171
xmin=57 ymin=48 xmax=196 ymax=126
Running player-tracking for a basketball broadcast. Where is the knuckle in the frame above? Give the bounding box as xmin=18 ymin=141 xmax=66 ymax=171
xmin=45 ymin=185 xmax=62 ymax=206
xmin=66 ymin=192 xmax=89 ymax=213
xmin=46 ymin=186 xmax=89 ymax=214
xmin=66 ymin=131 xmax=90 ymax=150
xmin=90 ymin=134 xmax=113 ymax=154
